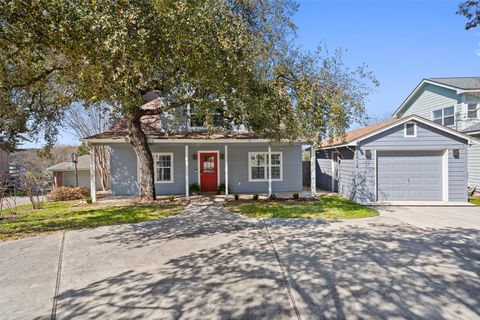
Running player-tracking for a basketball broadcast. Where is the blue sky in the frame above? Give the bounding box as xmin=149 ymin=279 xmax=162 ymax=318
xmin=25 ymin=0 xmax=480 ymax=147
xmin=294 ymin=0 xmax=479 ymax=121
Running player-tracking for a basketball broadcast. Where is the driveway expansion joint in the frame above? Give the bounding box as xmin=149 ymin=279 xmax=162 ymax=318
xmin=51 ymin=231 xmax=66 ymax=320
xmin=262 ymin=220 xmax=302 ymax=320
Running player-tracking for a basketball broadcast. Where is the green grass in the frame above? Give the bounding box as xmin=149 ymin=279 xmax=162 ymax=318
xmin=0 ymin=201 xmax=185 ymax=241
xmin=226 ymin=195 xmax=378 ymax=219
xmin=469 ymin=196 xmax=480 ymax=206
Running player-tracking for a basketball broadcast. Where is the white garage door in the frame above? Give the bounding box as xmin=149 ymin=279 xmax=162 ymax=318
xmin=377 ymin=150 xmax=443 ymax=201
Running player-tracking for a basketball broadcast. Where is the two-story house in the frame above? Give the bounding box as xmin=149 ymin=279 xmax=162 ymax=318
xmin=83 ymin=96 xmax=314 ymax=202
xmin=393 ymin=77 xmax=480 ymax=188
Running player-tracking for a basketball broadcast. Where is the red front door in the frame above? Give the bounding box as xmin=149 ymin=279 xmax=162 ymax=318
xmin=200 ymin=152 xmax=218 ymax=192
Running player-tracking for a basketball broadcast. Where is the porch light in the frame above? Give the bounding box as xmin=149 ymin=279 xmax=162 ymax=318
xmin=193 ymin=154 xmax=197 ymax=160
xmin=365 ymin=150 xmax=372 ymax=160
xmin=453 ymin=149 xmax=460 ymax=159
xmin=220 ymin=153 xmax=225 ymax=160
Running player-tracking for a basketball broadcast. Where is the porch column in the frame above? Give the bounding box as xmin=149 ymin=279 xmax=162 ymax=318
xmin=224 ymin=144 xmax=229 ymax=195
xmin=185 ymin=144 xmax=189 ymax=198
xmin=310 ymin=143 xmax=317 ymax=198
xmin=90 ymin=146 xmax=97 ymax=203
xmin=268 ymin=145 xmax=272 ymax=197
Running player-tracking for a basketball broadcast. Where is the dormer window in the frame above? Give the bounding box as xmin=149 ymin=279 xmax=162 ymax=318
xmin=404 ymin=122 xmax=416 ymax=137
xmin=432 ymin=106 xmax=455 ymax=126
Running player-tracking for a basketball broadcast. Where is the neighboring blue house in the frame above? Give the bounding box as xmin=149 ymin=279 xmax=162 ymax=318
xmin=316 ymin=115 xmax=476 ymax=204
xmin=392 ymin=77 xmax=480 ymax=188
xmin=83 ymin=103 xmax=313 ymax=201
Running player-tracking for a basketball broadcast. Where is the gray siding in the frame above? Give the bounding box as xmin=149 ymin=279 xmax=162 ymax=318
xmin=109 ymin=143 xmax=302 ymax=196
xmin=110 ymin=145 xmax=139 ymax=195
xmin=448 ymin=146 xmax=468 ymax=202
xmin=228 ymin=144 xmax=302 ymax=194
xmin=338 ymin=159 xmax=355 ymax=200
xmin=316 ymin=150 xmax=332 ymax=191
xmin=468 ymin=142 xmax=480 ymax=186
xmin=354 ymin=148 xmax=376 ymax=203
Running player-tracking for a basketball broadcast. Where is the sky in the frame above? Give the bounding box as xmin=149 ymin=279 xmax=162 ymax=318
xmin=23 ymin=0 xmax=480 ymax=147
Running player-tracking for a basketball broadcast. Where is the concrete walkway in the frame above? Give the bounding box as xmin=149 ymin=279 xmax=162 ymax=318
xmin=1 ymin=202 xmax=480 ymax=319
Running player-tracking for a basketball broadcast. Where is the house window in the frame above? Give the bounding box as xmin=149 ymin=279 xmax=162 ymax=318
xmin=154 ymin=153 xmax=174 ymax=183
xmin=248 ymin=152 xmax=282 ymax=181
xmin=468 ymin=104 xmax=478 ymax=119
xmin=404 ymin=122 xmax=416 ymax=137
xmin=432 ymin=106 xmax=455 ymax=126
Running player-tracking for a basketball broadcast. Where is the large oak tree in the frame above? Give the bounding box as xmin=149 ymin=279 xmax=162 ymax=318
xmin=0 ymin=0 xmax=377 ymax=200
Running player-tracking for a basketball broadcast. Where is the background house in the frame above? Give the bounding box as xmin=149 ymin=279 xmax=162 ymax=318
xmin=47 ymin=154 xmax=102 ymax=191
xmin=392 ymin=77 xmax=480 ymax=188
xmin=0 ymin=148 xmax=8 ymax=175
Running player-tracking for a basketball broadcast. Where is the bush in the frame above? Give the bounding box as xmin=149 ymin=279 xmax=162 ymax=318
xmin=85 ymin=197 xmax=92 ymax=204
xmin=269 ymin=193 xmax=277 ymax=200
xmin=234 ymin=193 xmax=239 ymax=201
xmin=168 ymin=195 xmax=175 ymax=202
xmin=47 ymin=186 xmax=89 ymax=201
xmin=217 ymin=184 xmax=226 ymax=195
xmin=189 ymin=183 xmax=200 ymax=194
xmin=293 ymin=192 xmax=299 ymax=199
xmin=253 ymin=193 xmax=259 ymax=200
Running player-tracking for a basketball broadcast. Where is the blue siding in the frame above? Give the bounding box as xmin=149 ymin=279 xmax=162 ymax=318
xmin=109 ymin=143 xmax=302 ymax=195
xmin=110 ymin=145 xmax=139 ymax=195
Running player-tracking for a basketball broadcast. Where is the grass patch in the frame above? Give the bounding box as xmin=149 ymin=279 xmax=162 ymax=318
xmin=469 ymin=196 xmax=480 ymax=206
xmin=0 ymin=201 xmax=185 ymax=241
xmin=226 ymin=195 xmax=378 ymax=219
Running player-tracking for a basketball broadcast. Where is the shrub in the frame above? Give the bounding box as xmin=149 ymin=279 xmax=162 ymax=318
xmin=269 ymin=193 xmax=277 ymax=200
xmin=47 ymin=186 xmax=89 ymax=201
xmin=168 ymin=195 xmax=175 ymax=202
xmin=293 ymin=192 xmax=299 ymax=199
xmin=253 ymin=193 xmax=259 ymax=200
xmin=234 ymin=193 xmax=239 ymax=201
xmin=217 ymin=184 xmax=226 ymax=195
xmin=85 ymin=197 xmax=93 ymax=204
xmin=189 ymin=183 xmax=200 ymax=194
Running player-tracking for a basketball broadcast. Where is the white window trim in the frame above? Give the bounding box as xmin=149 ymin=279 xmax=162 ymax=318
xmin=404 ymin=122 xmax=417 ymax=138
xmin=153 ymin=152 xmax=174 ymax=183
xmin=432 ymin=106 xmax=455 ymax=126
xmin=467 ymin=103 xmax=479 ymax=119
xmin=248 ymin=151 xmax=283 ymax=182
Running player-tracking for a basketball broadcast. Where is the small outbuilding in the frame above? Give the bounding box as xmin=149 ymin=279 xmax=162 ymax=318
xmin=316 ymin=115 xmax=477 ymax=204
xmin=47 ymin=154 xmax=102 ymax=191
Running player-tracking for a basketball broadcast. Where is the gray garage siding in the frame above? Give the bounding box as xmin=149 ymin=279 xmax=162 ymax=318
xmin=468 ymin=143 xmax=480 ymax=187
xmin=354 ymin=148 xmax=376 ymax=203
xmin=110 ymin=143 xmax=302 ymax=196
xmin=338 ymin=159 xmax=355 ymax=200
xmin=448 ymin=146 xmax=468 ymax=202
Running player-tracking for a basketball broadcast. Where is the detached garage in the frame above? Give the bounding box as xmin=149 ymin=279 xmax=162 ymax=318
xmin=316 ymin=115 xmax=477 ymax=204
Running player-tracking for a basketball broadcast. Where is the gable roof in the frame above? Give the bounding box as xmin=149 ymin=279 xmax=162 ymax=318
xmin=393 ymin=77 xmax=480 ymax=117
xmin=47 ymin=154 xmax=91 ymax=172
xmin=319 ymin=115 xmax=476 ymax=149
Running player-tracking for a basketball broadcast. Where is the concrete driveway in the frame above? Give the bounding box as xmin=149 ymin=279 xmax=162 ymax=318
xmin=1 ymin=202 xmax=479 ymax=319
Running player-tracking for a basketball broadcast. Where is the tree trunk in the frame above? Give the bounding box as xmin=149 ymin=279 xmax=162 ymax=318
xmin=94 ymin=146 xmax=110 ymax=191
xmin=126 ymin=114 xmax=156 ymax=201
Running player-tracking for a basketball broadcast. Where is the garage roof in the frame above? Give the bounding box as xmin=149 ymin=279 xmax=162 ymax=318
xmin=319 ymin=115 xmax=478 ymax=149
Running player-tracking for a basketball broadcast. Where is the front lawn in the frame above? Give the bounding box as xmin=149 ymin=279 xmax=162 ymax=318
xmin=469 ymin=196 xmax=480 ymax=206
xmin=226 ymin=195 xmax=377 ymax=219
xmin=0 ymin=201 xmax=185 ymax=241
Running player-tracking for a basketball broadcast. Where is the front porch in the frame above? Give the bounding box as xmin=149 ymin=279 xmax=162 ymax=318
xmin=88 ymin=141 xmax=317 ymax=202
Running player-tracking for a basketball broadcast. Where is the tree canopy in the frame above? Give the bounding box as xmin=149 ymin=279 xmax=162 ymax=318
xmin=0 ymin=0 xmax=378 ymax=199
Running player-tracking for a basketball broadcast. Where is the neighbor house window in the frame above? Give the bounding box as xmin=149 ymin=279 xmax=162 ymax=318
xmin=248 ymin=152 xmax=282 ymax=181
xmin=432 ymin=106 xmax=455 ymax=126
xmin=404 ymin=122 xmax=416 ymax=137
xmin=154 ymin=153 xmax=174 ymax=183
xmin=468 ymin=104 xmax=478 ymax=119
